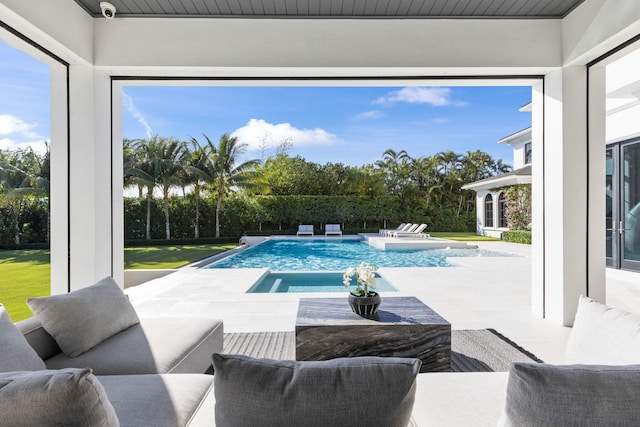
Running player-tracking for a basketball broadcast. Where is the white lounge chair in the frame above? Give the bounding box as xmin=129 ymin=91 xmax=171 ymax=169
xmin=379 ymin=223 xmax=406 ymax=236
xmin=382 ymin=223 xmax=414 ymax=237
xmin=325 ymin=224 xmax=342 ymax=236
xmin=297 ymin=225 xmax=314 ymax=236
xmin=390 ymin=223 xmax=429 ymax=238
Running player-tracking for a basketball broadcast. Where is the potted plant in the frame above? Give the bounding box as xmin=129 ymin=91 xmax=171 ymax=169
xmin=343 ymin=262 xmax=381 ymax=317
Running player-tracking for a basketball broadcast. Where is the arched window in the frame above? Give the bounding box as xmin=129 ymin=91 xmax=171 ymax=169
xmin=484 ymin=194 xmax=494 ymax=228
xmin=498 ymin=192 xmax=508 ymax=228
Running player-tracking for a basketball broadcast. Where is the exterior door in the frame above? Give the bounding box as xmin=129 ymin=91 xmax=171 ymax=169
xmin=607 ymin=139 xmax=640 ymax=272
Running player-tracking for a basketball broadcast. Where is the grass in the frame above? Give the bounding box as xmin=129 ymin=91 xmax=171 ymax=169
xmin=429 ymin=232 xmax=501 ymax=242
xmin=124 ymin=244 xmax=237 ymax=269
xmin=0 ymin=244 xmax=236 ymax=322
xmin=0 ymin=249 xmax=51 ymax=322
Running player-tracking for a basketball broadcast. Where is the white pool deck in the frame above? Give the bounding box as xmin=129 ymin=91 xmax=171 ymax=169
xmin=125 ymin=237 xmax=640 ymax=365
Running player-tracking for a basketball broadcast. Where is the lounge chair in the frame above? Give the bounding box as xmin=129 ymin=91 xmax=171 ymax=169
xmin=325 ymin=224 xmax=342 ymax=236
xmin=379 ymin=223 xmax=406 ymax=236
xmin=390 ymin=223 xmax=429 ymax=238
xmin=296 ymin=224 xmax=314 ymax=236
xmin=386 ymin=223 xmax=419 ymax=237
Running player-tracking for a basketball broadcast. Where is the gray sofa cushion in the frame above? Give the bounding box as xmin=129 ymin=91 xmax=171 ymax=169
xmin=45 ymin=317 xmax=223 ymax=374
xmin=213 ymin=354 xmax=420 ymax=427
xmin=565 ymin=295 xmax=640 ymax=364
xmin=498 ymin=362 xmax=640 ymax=426
xmin=27 ymin=277 xmax=140 ymax=357
xmin=0 ymin=368 xmax=119 ymax=427
xmin=98 ymin=373 xmax=214 ymax=427
xmin=0 ymin=305 xmax=46 ymax=372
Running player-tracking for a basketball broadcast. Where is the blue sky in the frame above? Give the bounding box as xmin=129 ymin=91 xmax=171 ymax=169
xmin=2 ymin=37 xmax=532 ymax=167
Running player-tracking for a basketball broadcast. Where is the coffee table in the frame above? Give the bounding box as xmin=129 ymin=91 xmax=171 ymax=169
xmin=295 ymin=296 xmax=451 ymax=373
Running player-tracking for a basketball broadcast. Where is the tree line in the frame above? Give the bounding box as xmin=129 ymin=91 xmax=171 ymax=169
xmin=0 ymin=133 xmax=512 ymax=247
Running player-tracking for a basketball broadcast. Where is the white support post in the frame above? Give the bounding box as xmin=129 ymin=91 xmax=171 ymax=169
xmin=540 ymin=66 xmax=589 ymax=326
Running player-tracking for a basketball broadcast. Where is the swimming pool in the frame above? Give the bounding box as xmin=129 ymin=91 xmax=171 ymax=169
xmin=208 ymin=238 xmax=517 ymax=270
xmin=248 ymin=272 xmax=398 ymax=293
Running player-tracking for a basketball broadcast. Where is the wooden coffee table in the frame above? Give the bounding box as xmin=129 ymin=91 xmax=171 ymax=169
xmin=295 ymin=296 xmax=451 ymax=373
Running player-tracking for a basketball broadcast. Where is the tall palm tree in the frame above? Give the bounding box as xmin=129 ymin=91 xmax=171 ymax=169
xmin=127 ymin=136 xmax=186 ymax=240
xmin=207 ymin=133 xmax=260 ymax=238
xmin=185 ymin=137 xmax=216 ymax=239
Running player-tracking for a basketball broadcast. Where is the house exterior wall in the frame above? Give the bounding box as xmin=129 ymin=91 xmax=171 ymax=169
xmin=473 ymin=189 xmax=509 ymax=239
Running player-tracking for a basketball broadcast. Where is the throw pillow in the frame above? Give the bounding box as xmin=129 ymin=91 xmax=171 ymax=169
xmin=0 ymin=368 xmax=119 ymax=427
xmin=0 ymin=305 xmax=46 ymax=372
xmin=565 ymin=295 xmax=640 ymax=364
xmin=212 ymin=354 xmax=420 ymax=427
xmin=498 ymin=362 xmax=640 ymax=426
xmin=27 ymin=277 xmax=140 ymax=357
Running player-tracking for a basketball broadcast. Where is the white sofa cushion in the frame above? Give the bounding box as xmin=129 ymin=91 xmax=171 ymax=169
xmin=27 ymin=277 xmax=140 ymax=357
xmin=0 ymin=305 xmax=46 ymax=372
xmin=498 ymin=362 xmax=640 ymax=426
xmin=0 ymin=368 xmax=119 ymax=427
xmin=565 ymin=295 xmax=640 ymax=365
xmin=213 ymin=354 xmax=420 ymax=427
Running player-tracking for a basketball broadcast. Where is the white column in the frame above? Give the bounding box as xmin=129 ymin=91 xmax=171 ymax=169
xmin=67 ymin=67 xmax=120 ymax=290
xmin=49 ymin=63 xmax=69 ymax=296
xmin=531 ymin=81 xmax=544 ymax=317
xmin=540 ymin=66 xmax=589 ymax=326
xmin=587 ymin=65 xmax=607 ymax=303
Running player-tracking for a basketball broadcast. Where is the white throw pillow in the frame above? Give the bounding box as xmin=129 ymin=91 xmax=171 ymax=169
xmin=27 ymin=277 xmax=140 ymax=357
xmin=565 ymin=295 xmax=640 ymax=365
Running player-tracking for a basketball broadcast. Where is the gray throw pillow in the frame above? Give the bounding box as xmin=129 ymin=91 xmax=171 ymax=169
xmin=565 ymin=295 xmax=640 ymax=365
xmin=0 ymin=368 xmax=120 ymax=427
xmin=498 ymin=362 xmax=640 ymax=426
xmin=212 ymin=354 xmax=420 ymax=427
xmin=0 ymin=305 xmax=46 ymax=372
xmin=27 ymin=277 xmax=140 ymax=357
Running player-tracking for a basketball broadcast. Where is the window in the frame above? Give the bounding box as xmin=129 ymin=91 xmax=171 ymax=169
xmin=484 ymin=194 xmax=494 ymax=228
xmin=524 ymin=142 xmax=532 ymax=165
xmin=498 ymin=192 xmax=508 ymax=228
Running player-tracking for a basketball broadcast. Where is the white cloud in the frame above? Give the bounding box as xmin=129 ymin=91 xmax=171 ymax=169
xmin=0 ymin=114 xmax=38 ymax=137
xmin=352 ymin=110 xmax=383 ymax=121
xmin=0 ymin=137 xmax=48 ymax=154
xmin=231 ymin=119 xmax=338 ymax=151
xmin=373 ymin=87 xmax=466 ymax=107
xmin=0 ymin=114 xmax=47 ymax=153
xmin=122 ymin=91 xmax=153 ymax=138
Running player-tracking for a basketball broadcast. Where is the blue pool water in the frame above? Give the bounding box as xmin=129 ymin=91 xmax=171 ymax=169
xmin=248 ymin=272 xmax=397 ymax=293
xmin=209 ymin=238 xmax=516 ymax=270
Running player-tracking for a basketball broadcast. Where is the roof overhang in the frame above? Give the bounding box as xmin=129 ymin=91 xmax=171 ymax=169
xmin=462 ymin=174 xmax=531 ymax=191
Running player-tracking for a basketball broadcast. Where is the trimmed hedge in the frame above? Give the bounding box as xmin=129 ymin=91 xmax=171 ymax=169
xmin=502 ymin=230 xmax=532 ymax=244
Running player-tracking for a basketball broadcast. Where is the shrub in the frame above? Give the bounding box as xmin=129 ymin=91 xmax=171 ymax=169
xmin=502 ymin=230 xmax=532 ymax=244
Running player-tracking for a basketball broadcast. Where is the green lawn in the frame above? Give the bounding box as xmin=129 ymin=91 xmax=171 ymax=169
xmin=429 ymin=232 xmax=500 ymax=241
xmin=0 ymin=244 xmax=236 ymax=322
xmin=124 ymin=244 xmax=237 ymax=269
xmin=0 ymin=249 xmax=51 ymax=322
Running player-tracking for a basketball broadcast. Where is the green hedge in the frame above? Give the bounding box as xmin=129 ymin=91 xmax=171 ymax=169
xmin=124 ymin=194 xmax=477 ymax=240
xmin=502 ymin=230 xmax=532 ymax=244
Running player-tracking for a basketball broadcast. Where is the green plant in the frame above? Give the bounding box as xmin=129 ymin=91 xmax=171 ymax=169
xmin=502 ymin=230 xmax=532 ymax=244
xmin=503 ymin=185 xmax=531 ymax=230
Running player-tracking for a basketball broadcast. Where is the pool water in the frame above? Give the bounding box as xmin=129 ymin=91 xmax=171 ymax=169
xmin=248 ymin=272 xmax=397 ymax=293
xmin=208 ymin=238 xmax=516 ymax=270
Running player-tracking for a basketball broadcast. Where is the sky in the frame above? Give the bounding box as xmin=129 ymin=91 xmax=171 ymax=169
xmin=1 ymin=37 xmax=532 ymax=168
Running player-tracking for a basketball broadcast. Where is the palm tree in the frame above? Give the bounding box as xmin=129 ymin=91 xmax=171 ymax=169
xmin=207 ymin=133 xmax=260 ymax=238
xmin=0 ymin=147 xmax=48 ymax=245
xmin=127 ymin=135 xmax=186 ymax=240
xmin=185 ymin=137 xmax=216 ymax=239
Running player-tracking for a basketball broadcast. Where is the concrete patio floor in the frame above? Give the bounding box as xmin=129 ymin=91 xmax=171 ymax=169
xmin=125 ymin=240 xmax=640 ymax=365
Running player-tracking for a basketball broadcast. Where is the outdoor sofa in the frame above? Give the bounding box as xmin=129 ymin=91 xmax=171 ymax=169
xmin=296 ymin=224 xmax=314 ymax=236
xmin=1 ymin=277 xmax=223 ymax=426
xmin=410 ymin=295 xmax=640 ymax=426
